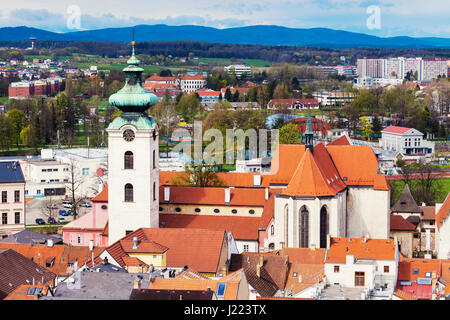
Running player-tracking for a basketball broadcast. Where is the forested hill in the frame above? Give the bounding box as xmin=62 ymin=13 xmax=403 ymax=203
xmin=0 ymin=25 xmax=449 ymax=49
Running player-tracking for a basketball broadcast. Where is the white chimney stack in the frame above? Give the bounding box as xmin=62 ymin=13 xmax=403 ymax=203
xmin=89 ymin=240 xmax=94 ymax=251
xmin=164 ymin=187 xmax=170 ymax=203
xmin=225 ymin=188 xmax=231 ymax=205
xmin=253 ymin=174 xmax=261 ymax=187
xmin=132 ymin=237 xmax=139 ymax=249
xmin=47 ymin=239 xmax=54 ymax=248
xmin=265 ymin=187 xmax=269 ymax=200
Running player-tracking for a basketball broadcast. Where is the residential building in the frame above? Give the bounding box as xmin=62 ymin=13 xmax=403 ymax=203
xmin=0 ymin=248 xmax=56 ymax=299
xmin=179 ymin=74 xmax=206 ymax=93
xmin=390 ymin=215 xmax=416 ymax=258
xmin=0 ymin=229 xmax=62 ymax=245
xmin=197 ymin=90 xmax=221 ymax=103
xmin=62 ymin=185 xmax=109 ymax=247
xmin=267 ymin=98 xmax=320 ymax=110
xmin=90 ymin=227 xmax=230 ymax=277
xmin=436 ymin=193 xmax=450 ymax=259
xmin=380 ymin=125 xmax=435 ymax=155
xmin=313 ymin=90 xmax=355 ymax=107
xmin=3 ymin=284 xmax=54 ymax=300
xmin=324 ymin=237 xmax=399 ymax=298
xmin=8 ymin=78 xmax=62 ymax=99
xmin=224 ymin=65 xmax=252 ymax=78
xmin=0 ymin=161 xmax=25 ymax=239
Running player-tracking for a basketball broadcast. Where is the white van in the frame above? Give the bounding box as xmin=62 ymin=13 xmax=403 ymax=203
xmin=62 ymin=200 xmax=73 ymax=208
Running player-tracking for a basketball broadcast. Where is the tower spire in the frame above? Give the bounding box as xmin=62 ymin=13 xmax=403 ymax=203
xmin=304 ymin=106 xmax=314 ymax=153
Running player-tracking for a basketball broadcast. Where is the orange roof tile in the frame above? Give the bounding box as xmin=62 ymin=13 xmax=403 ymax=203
xmin=276 ymin=248 xmax=326 ymax=264
xmin=397 ymin=259 xmax=441 ymax=281
xmin=4 ymin=285 xmax=52 ymax=300
xmin=326 ymin=145 xmax=386 ymax=188
xmin=159 ymin=186 xmax=268 ymax=207
xmin=325 ymin=237 xmax=396 ymax=263
xmin=284 ymin=264 xmax=325 ymax=296
xmin=394 ymin=289 xmax=418 ymax=300
xmin=120 ymin=239 xmax=168 ymax=254
xmin=104 ymin=228 xmax=226 ymax=274
xmin=90 ymin=185 xmax=108 ymax=202
xmin=0 ymin=243 xmax=105 ymax=276
xmin=327 ymin=135 xmax=351 ymax=146
xmin=436 ymin=193 xmax=450 ymax=231
xmin=122 ymin=256 xmax=149 ymax=267
xmin=282 ymin=147 xmax=346 ymax=197
xmin=269 ymin=144 xmax=305 ymax=185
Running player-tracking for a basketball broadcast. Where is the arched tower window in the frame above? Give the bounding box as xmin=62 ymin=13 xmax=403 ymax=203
xmin=299 ymin=206 xmax=309 ymax=248
xmin=124 ymin=151 xmax=134 ymax=169
xmin=124 ymin=183 xmax=133 ymax=202
xmin=153 ymin=182 xmax=156 ymax=201
xmin=320 ymin=206 xmax=329 ymax=249
xmin=153 ymin=150 xmax=156 ymax=169
xmin=284 ymin=205 xmax=289 ymax=248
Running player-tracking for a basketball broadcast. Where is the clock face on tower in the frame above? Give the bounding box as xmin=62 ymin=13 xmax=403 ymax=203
xmin=123 ymin=129 xmax=135 ymax=142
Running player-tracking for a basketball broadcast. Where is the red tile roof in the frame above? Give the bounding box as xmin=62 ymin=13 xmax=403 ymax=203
xmin=390 ymin=215 xmax=417 ymax=231
xmin=282 ymin=148 xmax=346 ymax=197
xmin=159 ymin=186 xmax=268 ymax=207
xmin=91 ymin=185 xmax=108 ymax=202
xmin=397 ymin=259 xmax=441 ymax=281
xmin=120 ymin=239 xmax=168 ymax=254
xmin=103 ymin=228 xmax=226 ymax=274
xmin=3 ymin=284 xmax=52 ymax=300
xmin=394 ymin=289 xmax=417 ymax=300
xmin=325 ymin=237 xmax=396 ymax=263
xmin=327 ymin=135 xmax=351 ymax=146
xmin=436 ymin=193 xmax=450 ymax=231
xmin=382 ymin=126 xmax=412 ymax=134
xmin=420 ymin=206 xmax=436 ymax=221
xmin=145 ymin=76 xmax=177 ymax=82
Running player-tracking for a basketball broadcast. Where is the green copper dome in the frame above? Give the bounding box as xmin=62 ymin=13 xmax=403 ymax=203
xmin=108 ymin=41 xmax=158 ymax=113
xmin=108 ymin=112 xmax=157 ymax=131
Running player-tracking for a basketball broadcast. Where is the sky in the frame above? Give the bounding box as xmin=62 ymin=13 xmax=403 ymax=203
xmin=0 ymin=0 xmax=449 ymax=38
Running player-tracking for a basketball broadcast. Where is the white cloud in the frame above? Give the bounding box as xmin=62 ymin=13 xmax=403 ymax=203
xmin=0 ymin=0 xmax=447 ymax=37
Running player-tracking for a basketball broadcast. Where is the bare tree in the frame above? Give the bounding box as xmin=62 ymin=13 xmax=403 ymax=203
xmin=41 ymin=196 xmax=57 ymax=223
xmin=64 ymin=159 xmax=88 ymax=220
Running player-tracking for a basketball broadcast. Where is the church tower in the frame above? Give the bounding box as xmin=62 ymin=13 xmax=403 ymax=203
xmin=106 ymin=37 xmax=159 ymax=245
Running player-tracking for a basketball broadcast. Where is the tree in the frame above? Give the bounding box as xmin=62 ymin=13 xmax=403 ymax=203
xmin=173 ymin=163 xmax=224 ymax=187
xmin=20 ymin=124 xmax=39 ymax=148
xmin=279 ymin=123 xmax=301 ymax=144
xmin=64 ymin=159 xmax=88 ymax=220
xmin=402 ymin=163 xmax=444 ymax=205
xmin=176 ymin=93 xmax=201 ymax=123
xmin=41 ymin=196 xmax=58 ymax=223
xmin=360 ymin=116 xmax=374 ymax=140
xmin=7 ymin=108 xmax=26 ymax=148
xmin=0 ymin=114 xmax=12 ymax=150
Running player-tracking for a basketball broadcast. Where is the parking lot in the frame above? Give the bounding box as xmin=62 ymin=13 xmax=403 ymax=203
xmin=26 ymin=198 xmax=92 ymax=226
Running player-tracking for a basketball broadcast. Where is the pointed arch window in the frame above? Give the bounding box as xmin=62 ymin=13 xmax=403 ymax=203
xmin=320 ymin=206 xmax=329 ymax=249
xmin=124 ymin=183 xmax=133 ymax=202
xmin=299 ymin=206 xmax=309 ymax=248
xmin=124 ymin=151 xmax=134 ymax=169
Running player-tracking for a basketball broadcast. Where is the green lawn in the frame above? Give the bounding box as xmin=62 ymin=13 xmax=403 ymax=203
xmin=389 ymin=178 xmax=450 ymax=206
xmin=77 ymin=62 xmax=169 ymax=74
xmin=24 ymin=55 xmax=71 ymax=61
xmin=196 ymin=57 xmax=272 ymax=67
xmin=0 ymin=97 xmax=9 ymax=104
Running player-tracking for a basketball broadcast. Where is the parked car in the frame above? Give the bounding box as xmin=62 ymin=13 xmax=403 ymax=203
xmin=47 ymin=217 xmax=56 ymax=224
xmin=58 ymin=217 xmax=66 ymax=223
xmin=35 ymin=218 xmax=45 ymax=225
xmin=58 ymin=210 xmax=69 ymax=216
xmin=67 ymin=209 xmax=73 ymax=215
xmin=80 ymin=201 xmax=92 ymax=208
xmin=47 ymin=203 xmax=57 ymax=209
xmin=62 ymin=200 xmax=73 ymax=209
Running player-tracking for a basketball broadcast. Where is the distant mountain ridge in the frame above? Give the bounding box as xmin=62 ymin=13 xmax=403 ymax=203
xmin=0 ymin=25 xmax=449 ymax=49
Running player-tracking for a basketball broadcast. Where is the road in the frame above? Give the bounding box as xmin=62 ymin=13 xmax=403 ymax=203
xmin=25 ymin=198 xmax=92 ymax=226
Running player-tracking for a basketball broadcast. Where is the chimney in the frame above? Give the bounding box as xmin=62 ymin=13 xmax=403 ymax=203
xmin=225 ymin=188 xmax=231 ymax=205
xmin=222 ymin=265 xmax=227 ymax=277
xmin=134 ymin=277 xmax=142 ymax=289
xmin=256 ymin=255 xmax=264 ymax=278
xmin=326 ymin=234 xmax=331 ymax=249
xmin=422 ymin=202 xmax=426 ymax=206
xmin=47 ymin=239 xmax=54 ymax=248
xmin=363 ymin=236 xmax=367 ymax=243
xmin=298 ymin=274 xmax=302 ymax=283
xmin=164 ymin=187 xmax=170 ymax=203
xmin=253 ymin=174 xmax=261 ymax=187
xmin=103 ymin=256 xmax=108 ymax=265
xmin=310 ymin=244 xmax=316 ymax=251
xmin=89 ymin=240 xmax=94 ymax=251
xmin=132 ymin=237 xmax=139 ymax=249
xmin=265 ymin=187 xmax=269 ymax=200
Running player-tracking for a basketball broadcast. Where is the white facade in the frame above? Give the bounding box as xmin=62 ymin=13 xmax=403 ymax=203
xmin=107 ymin=124 xmax=159 ymax=245
xmin=380 ymin=128 xmax=435 ymax=155
xmin=224 ymin=65 xmax=252 ymax=78
xmin=179 ymin=76 xmax=206 ymax=93
xmin=325 ymin=253 xmax=398 ymax=293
